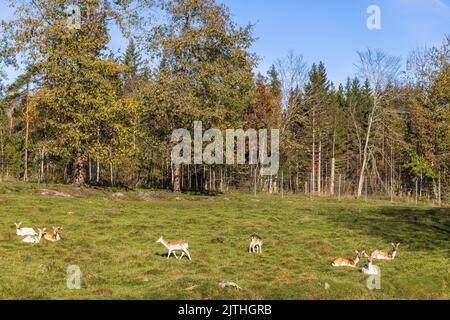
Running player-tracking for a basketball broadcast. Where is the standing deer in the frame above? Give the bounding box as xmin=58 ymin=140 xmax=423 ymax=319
xmin=249 ymin=234 xmax=263 ymax=253
xmin=156 ymin=236 xmax=191 ymax=260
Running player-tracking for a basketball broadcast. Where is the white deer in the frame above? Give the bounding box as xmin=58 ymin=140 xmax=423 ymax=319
xmin=361 ymin=253 xmax=380 ymax=275
xmin=22 ymin=228 xmax=45 ymax=244
xmin=15 ymin=222 xmax=37 ymax=237
xmin=156 ymin=236 xmax=191 ymax=260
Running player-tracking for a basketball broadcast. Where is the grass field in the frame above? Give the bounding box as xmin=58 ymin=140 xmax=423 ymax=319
xmin=0 ymin=182 xmax=448 ymax=300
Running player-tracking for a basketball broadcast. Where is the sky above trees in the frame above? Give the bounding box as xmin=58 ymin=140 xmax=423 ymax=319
xmin=0 ymin=0 xmax=449 ymax=85
xmin=220 ymin=0 xmax=450 ymax=85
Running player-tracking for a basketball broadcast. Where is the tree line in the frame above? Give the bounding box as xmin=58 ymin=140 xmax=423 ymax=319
xmin=0 ymin=0 xmax=448 ymax=201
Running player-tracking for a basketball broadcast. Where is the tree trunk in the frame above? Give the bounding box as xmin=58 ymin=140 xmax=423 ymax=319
xmin=96 ymin=161 xmax=100 ymax=183
xmin=312 ymin=109 xmax=316 ymax=194
xmin=23 ymin=105 xmax=29 ymax=182
xmin=330 ymin=121 xmax=336 ymax=195
xmin=110 ymin=161 xmax=113 ymax=186
xmin=96 ymin=125 xmax=101 ymax=183
xmin=0 ymin=126 xmax=4 ymax=180
xmin=330 ymin=158 xmax=336 ymax=195
xmin=39 ymin=146 xmax=45 ymax=183
xmin=173 ymin=164 xmax=181 ymax=193
xmin=317 ymin=140 xmax=321 ymax=194
xmin=73 ymin=158 xmax=86 ymax=187
xmin=88 ymin=157 xmax=92 ymax=182
xmin=357 ymin=95 xmax=378 ymax=198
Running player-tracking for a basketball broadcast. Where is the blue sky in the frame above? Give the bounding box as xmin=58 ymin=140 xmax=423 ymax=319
xmin=1 ymin=0 xmax=449 ymax=86
xmin=221 ymin=0 xmax=450 ymax=85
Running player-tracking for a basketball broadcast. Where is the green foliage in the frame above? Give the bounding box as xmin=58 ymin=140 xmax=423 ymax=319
xmin=405 ymin=150 xmax=435 ymax=180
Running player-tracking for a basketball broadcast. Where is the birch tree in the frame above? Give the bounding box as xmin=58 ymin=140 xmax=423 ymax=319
xmin=355 ymin=49 xmax=401 ymax=198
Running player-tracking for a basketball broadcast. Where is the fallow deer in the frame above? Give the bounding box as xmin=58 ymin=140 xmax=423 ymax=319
xmin=371 ymin=243 xmax=400 ymax=260
xmin=15 ymin=222 xmax=37 ymax=237
xmin=156 ymin=236 xmax=191 ymax=260
xmin=332 ymin=250 xmax=365 ymax=267
xmin=249 ymin=234 xmax=262 ymax=253
xmin=22 ymin=228 xmax=45 ymax=244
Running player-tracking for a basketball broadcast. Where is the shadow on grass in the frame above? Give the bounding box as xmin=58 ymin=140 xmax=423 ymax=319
xmin=324 ymin=206 xmax=450 ymax=252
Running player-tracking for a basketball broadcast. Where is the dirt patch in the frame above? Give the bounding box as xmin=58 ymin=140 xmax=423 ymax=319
xmin=112 ymin=192 xmax=125 ymax=200
xmin=137 ymin=191 xmax=169 ymax=201
xmin=38 ymin=189 xmax=73 ymax=198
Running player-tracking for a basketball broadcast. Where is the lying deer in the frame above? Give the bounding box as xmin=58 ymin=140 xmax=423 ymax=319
xmin=249 ymin=234 xmax=263 ymax=253
xmin=371 ymin=243 xmax=400 ymax=260
xmin=44 ymin=227 xmax=63 ymax=242
xmin=332 ymin=250 xmax=365 ymax=267
xmin=361 ymin=253 xmax=380 ymax=275
xmin=22 ymin=228 xmax=45 ymax=244
xmin=156 ymin=236 xmax=191 ymax=260
xmin=15 ymin=222 xmax=37 ymax=237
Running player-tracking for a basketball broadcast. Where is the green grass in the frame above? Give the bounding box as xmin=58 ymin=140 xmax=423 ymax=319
xmin=0 ymin=182 xmax=448 ymax=300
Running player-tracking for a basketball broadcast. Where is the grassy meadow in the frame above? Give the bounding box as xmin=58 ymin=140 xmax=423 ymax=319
xmin=0 ymin=182 xmax=448 ymax=300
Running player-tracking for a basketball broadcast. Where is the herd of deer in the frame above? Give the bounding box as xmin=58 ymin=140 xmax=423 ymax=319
xmin=155 ymin=233 xmax=399 ymax=277
xmin=155 ymin=234 xmax=263 ymax=261
xmin=15 ymin=222 xmax=398 ymax=276
xmin=332 ymin=243 xmax=401 ymax=275
xmin=15 ymin=222 xmax=63 ymax=244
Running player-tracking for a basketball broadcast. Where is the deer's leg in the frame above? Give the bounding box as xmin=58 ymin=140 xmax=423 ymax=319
xmin=179 ymin=251 xmax=185 ymax=260
xmin=172 ymin=251 xmax=178 ymax=259
xmin=167 ymin=250 xmax=171 ymax=259
xmin=186 ymin=250 xmax=192 ymax=261
xmin=259 ymin=245 xmax=262 ymax=253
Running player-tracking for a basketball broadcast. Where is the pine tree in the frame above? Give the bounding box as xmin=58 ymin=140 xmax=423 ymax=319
xmin=123 ymin=37 xmax=141 ymax=79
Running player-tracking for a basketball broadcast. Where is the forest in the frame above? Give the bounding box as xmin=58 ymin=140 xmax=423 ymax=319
xmin=0 ymin=0 xmax=448 ymax=202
